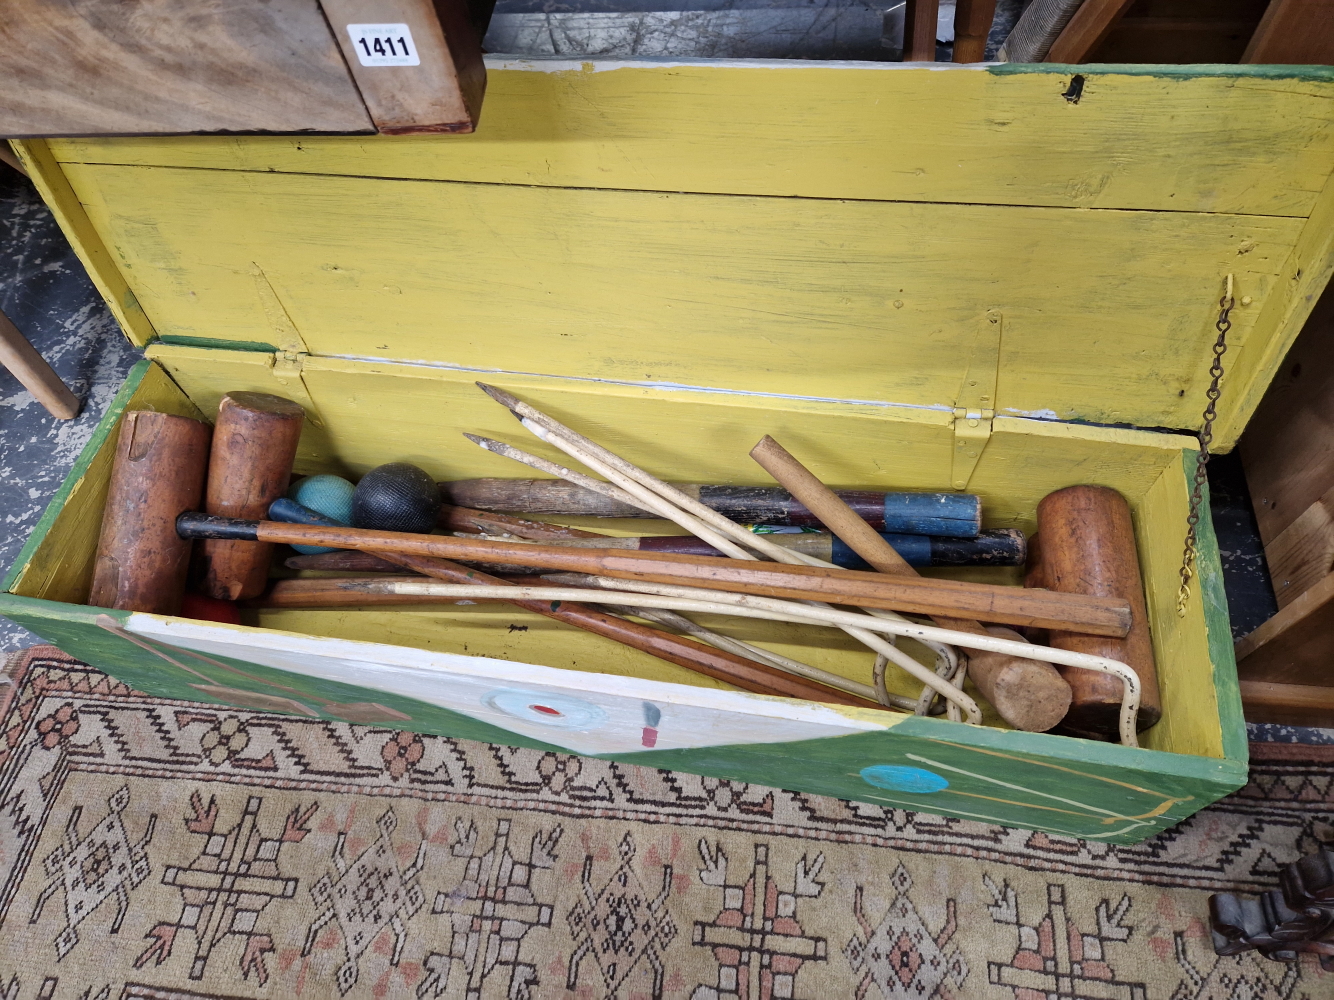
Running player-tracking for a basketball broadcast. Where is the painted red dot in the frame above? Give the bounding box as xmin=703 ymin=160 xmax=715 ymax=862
xmin=530 ymin=705 xmax=562 ymax=716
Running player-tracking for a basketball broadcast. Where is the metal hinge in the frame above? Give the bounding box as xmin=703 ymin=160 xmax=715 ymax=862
xmin=951 ymin=310 xmax=1002 ymax=491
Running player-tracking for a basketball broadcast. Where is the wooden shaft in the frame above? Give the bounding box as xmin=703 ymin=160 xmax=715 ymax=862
xmin=187 ymin=516 xmax=1131 ymax=634
xmin=749 ymin=435 xmax=1072 ymax=731
xmin=440 ymin=504 xmax=605 ymax=539
xmin=286 ymin=550 xmax=413 ymax=573
xmin=90 ymin=411 xmax=211 ymax=614
xmin=1037 ymin=485 xmax=1161 ymax=735
xmin=289 ymin=529 xmax=1023 ymax=571
xmin=0 ymin=308 xmax=79 ymax=419
xmin=952 ymin=0 xmax=997 ymax=62
xmin=198 ymin=392 xmax=304 ymax=600
xmin=1045 ymin=0 xmax=1134 ymax=64
xmin=370 ymin=552 xmax=880 ymax=707
xmin=252 ymin=576 xmax=491 ymax=607
xmin=259 ymin=573 xmax=896 ymax=708
xmin=439 ymin=479 xmax=981 ymax=536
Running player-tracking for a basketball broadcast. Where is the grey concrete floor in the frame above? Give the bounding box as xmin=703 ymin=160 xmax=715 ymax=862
xmin=0 ymin=166 xmax=141 ymax=649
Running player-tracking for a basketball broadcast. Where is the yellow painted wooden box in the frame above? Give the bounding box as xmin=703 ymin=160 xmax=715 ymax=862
xmin=6 ymin=59 xmax=1334 ymax=844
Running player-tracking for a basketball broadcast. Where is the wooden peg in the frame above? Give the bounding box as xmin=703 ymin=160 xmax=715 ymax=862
xmin=197 ymin=392 xmax=305 ymax=600
xmin=90 ymin=411 xmax=212 ymax=614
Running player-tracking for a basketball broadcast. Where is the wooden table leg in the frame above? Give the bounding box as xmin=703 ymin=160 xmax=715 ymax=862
xmin=0 ymin=308 xmax=80 ymax=420
xmin=904 ymin=0 xmax=943 ymax=61
xmin=953 ymin=0 xmax=998 ymax=62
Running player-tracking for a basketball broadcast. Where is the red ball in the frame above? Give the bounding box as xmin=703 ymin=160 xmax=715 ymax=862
xmin=181 ymin=593 xmax=242 ymax=625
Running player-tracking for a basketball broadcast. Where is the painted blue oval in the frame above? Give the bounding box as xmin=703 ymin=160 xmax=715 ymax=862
xmin=859 ymin=764 xmax=948 ymax=794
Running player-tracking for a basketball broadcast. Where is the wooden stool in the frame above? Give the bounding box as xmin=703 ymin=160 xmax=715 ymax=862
xmin=0 ymin=308 xmax=79 ymax=420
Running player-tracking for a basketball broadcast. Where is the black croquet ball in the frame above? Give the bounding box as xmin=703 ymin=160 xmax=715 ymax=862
xmin=352 ymin=462 xmax=441 ymax=534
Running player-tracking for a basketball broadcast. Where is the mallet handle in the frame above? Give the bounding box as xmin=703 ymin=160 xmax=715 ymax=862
xmin=178 ymin=513 xmax=1131 ymax=635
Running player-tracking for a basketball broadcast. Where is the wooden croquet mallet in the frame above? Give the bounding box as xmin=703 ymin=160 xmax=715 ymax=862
xmin=749 ymin=435 xmax=1073 ymax=732
xmin=90 ymin=411 xmax=212 ymax=614
xmin=177 ymin=513 xmax=1132 ymax=635
xmin=1037 ymin=485 xmax=1162 ymax=735
xmin=197 ymin=392 xmax=305 ymax=601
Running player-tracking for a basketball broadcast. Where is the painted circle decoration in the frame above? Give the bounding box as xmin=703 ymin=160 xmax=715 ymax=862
xmin=859 ymin=764 xmax=949 ymax=794
xmin=482 ymin=689 xmax=608 ymax=731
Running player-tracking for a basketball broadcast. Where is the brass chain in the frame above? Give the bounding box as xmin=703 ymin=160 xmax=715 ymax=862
xmin=1177 ymin=275 xmax=1234 ymax=617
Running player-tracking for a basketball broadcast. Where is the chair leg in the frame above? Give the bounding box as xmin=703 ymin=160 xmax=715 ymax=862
xmin=0 ymin=308 xmax=80 ymax=420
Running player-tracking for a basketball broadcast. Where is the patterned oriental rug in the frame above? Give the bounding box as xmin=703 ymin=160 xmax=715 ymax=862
xmin=0 ymin=647 xmax=1328 ymax=1000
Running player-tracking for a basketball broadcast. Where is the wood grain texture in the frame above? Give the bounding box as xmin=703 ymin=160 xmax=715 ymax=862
xmin=0 ymin=307 xmax=79 ymax=418
xmin=1038 ymin=485 xmax=1161 ymax=736
xmin=45 ymin=65 xmax=1334 ymax=217
xmin=1046 ymin=0 xmax=1138 ymax=62
xmin=0 ymin=0 xmax=374 ymax=137
xmin=1090 ymin=0 xmax=1269 ymax=64
xmin=1215 ymin=166 xmax=1334 ymax=451
xmin=440 ymin=504 xmax=605 ymax=538
xmin=199 ymin=393 xmax=305 ymax=601
xmin=1262 ymin=487 xmax=1334 ymax=608
xmin=1239 ymin=679 xmax=1334 ymax=727
xmin=953 ymin=0 xmax=998 ymax=62
xmin=1243 ymin=0 xmax=1334 ymax=63
xmin=63 ymin=163 xmax=1301 ymax=434
xmin=1235 ymin=569 xmax=1334 ymax=684
xmin=1239 ymin=281 xmax=1334 ymax=543
xmin=89 ymin=412 xmax=211 ymax=614
xmin=904 ymin=0 xmax=942 ymax=60
xmin=321 ymin=0 xmax=485 ymax=134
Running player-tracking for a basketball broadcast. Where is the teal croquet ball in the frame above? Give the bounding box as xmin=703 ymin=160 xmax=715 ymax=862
xmin=287 ymin=474 xmax=355 ymax=554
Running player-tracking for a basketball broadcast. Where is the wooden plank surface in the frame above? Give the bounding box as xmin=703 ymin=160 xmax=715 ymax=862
xmin=952 ymin=0 xmax=998 ymax=62
xmin=1235 ymin=568 xmax=1334 ymax=684
xmin=1261 ymin=488 xmax=1334 ymax=608
xmin=1240 ymin=679 xmax=1334 ymax=727
xmin=1243 ymin=0 xmax=1334 ymax=63
xmin=63 ymin=162 xmax=1300 ymax=432
xmin=1046 ymin=0 xmax=1137 ymax=62
xmin=44 ymin=64 xmax=1334 ymax=218
xmin=0 ymin=0 xmax=374 ymax=137
xmin=320 ymin=0 xmax=485 ymax=134
xmin=1213 ymin=167 xmax=1334 ymax=450
xmin=1239 ymin=281 xmax=1334 ymax=542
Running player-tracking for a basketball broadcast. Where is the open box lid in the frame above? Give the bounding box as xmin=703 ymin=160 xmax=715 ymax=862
xmin=17 ymin=61 xmax=1334 ymax=453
